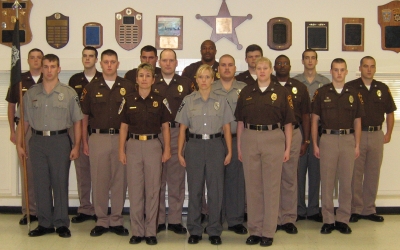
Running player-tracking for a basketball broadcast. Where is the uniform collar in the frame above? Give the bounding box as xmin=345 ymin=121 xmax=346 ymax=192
xmin=192 ymin=90 xmax=219 ymax=101
xmin=212 ymin=79 xmax=242 ymax=92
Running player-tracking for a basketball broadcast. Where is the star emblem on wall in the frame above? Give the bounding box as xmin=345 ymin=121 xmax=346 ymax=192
xmin=196 ymin=0 xmax=252 ymax=50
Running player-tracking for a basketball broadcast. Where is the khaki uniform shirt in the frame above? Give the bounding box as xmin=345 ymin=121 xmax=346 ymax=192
xmin=212 ymin=79 xmax=247 ymax=134
xmin=175 ymin=91 xmax=234 ymax=134
xmin=20 ymin=82 xmax=83 ymax=131
xmin=293 ymin=73 xmax=330 ymax=99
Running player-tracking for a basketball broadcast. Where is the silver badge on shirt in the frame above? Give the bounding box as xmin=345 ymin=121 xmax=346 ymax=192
xmin=214 ymin=102 xmax=220 ymax=110
xmin=58 ymin=93 xmax=64 ymax=101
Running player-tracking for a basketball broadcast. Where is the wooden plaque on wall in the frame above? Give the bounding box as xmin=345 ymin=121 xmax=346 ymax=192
xmin=115 ymin=7 xmax=142 ymax=51
xmin=83 ymin=22 xmax=103 ymax=48
xmin=156 ymin=15 xmax=183 ymax=50
xmin=0 ymin=0 xmax=33 ymax=47
xmin=378 ymin=1 xmax=400 ymax=53
xmin=46 ymin=13 xmax=69 ymax=49
xmin=342 ymin=18 xmax=364 ymax=51
xmin=305 ymin=22 xmax=329 ymax=51
xmin=267 ymin=17 xmax=292 ymax=51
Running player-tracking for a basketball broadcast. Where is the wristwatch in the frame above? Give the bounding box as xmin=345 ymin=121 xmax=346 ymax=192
xmin=304 ymin=140 xmax=311 ymax=144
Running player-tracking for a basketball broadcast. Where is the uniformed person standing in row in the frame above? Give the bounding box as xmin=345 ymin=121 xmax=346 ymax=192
xmin=274 ymin=55 xmax=311 ymax=235
xmin=124 ymin=45 xmax=161 ymax=86
xmin=17 ymin=54 xmax=83 ymax=238
xmin=293 ymin=49 xmax=330 ymax=222
xmin=176 ymin=64 xmax=234 ymax=245
xmin=212 ymin=55 xmax=247 ymax=235
xmin=68 ymin=46 xmax=102 ymax=223
xmin=81 ymin=49 xmax=135 ymax=237
xmin=235 ymin=44 xmax=263 ymax=85
xmin=347 ymin=56 xmax=396 ymax=223
xmin=6 ymin=48 xmax=43 ymax=225
xmin=119 ymin=63 xmax=172 ymax=245
xmin=236 ymin=57 xmax=295 ymax=247
xmin=312 ymin=58 xmax=364 ymax=235
xmin=153 ymin=49 xmax=192 ymax=235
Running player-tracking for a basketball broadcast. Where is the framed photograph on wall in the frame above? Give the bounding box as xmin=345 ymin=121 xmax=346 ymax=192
xmin=342 ymin=18 xmax=364 ymax=51
xmin=305 ymin=22 xmax=329 ymax=51
xmin=156 ymin=15 xmax=183 ymax=50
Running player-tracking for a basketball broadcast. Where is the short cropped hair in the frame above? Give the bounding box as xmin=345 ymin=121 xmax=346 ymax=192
xmin=255 ymin=57 xmax=272 ymax=68
xmin=42 ymin=54 xmax=60 ymax=66
xmin=330 ymin=58 xmax=347 ymax=69
xmin=245 ymin=44 xmax=263 ymax=57
xmin=301 ymin=49 xmax=318 ymax=60
xmin=101 ymin=49 xmax=118 ymax=60
xmin=140 ymin=45 xmax=157 ymax=56
xmin=196 ymin=64 xmax=214 ymax=79
xmin=136 ymin=63 xmax=155 ymax=77
xmin=83 ymin=46 xmax=98 ymax=58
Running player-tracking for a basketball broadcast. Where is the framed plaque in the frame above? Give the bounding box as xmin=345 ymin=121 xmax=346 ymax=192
xmin=115 ymin=7 xmax=142 ymax=51
xmin=156 ymin=15 xmax=183 ymax=50
xmin=305 ymin=22 xmax=329 ymax=51
xmin=342 ymin=18 xmax=364 ymax=51
xmin=0 ymin=0 xmax=33 ymax=47
xmin=378 ymin=1 xmax=400 ymax=53
xmin=83 ymin=22 xmax=103 ymax=48
xmin=46 ymin=13 xmax=69 ymax=49
xmin=267 ymin=17 xmax=292 ymax=50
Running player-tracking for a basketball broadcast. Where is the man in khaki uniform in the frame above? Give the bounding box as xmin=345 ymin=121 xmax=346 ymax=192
xmin=68 ymin=46 xmax=102 ymax=223
xmin=6 ymin=48 xmax=43 ymax=225
xmin=81 ymin=50 xmax=135 ymax=237
xmin=312 ymin=58 xmax=364 ymax=235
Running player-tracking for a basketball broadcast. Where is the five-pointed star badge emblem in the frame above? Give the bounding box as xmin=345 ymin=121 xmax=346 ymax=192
xmin=196 ymin=0 xmax=252 ymax=50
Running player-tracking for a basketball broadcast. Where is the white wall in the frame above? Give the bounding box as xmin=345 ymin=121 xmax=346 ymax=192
xmin=0 ymin=0 xmax=399 ymax=207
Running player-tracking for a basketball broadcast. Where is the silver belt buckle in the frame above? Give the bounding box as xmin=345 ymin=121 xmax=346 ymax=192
xmin=109 ymin=128 xmax=115 ymax=135
xmin=339 ymin=129 xmax=346 ymax=135
xmin=43 ymin=131 xmax=51 ymax=136
xmin=368 ymin=126 xmax=375 ymax=132
xmin=202 ymin=134 xmax=210 ymax=140
xmin=256 ymin=125 xmax=263 ymax=131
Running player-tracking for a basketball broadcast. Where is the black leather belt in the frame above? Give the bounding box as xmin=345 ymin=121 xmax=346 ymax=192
xmin=245 ymin=123 xmax=280 ymax=131
xmin=222 ymin=134 xmax=237 ymax=138
xmin=281 ymin=124 xmax=300 ymax=131
xmin=129 ymin=134 xmax=158 ymax=141
xmin=362 ymin=126 xmax=381 ymax=132
xmin=91 ymin=128 xmax=119 ymax=134
xmin=322 ymin=129 xmax=354 ymax=135
xmin=169 ymin=122 xmax=179 ymax=128
xmin=31 ymin=128 xmax=67 ymax=136
xmin=189 ymin=132 xmax=221 ymax=140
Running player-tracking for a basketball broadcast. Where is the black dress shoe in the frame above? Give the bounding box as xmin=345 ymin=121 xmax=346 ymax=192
xmin=90 ymin=226 xmax=109 ymax=236
xmin=201 ymin=213 xmax=206 ymax=223
xmin=157 ymin=223 xmax=166 ymax=233
xmin=307 ymin=213 xmax=323 ymax=222
xmin=71 ymin=213 xmax=96 ymax=223
xmin=320 ymin=223 xmax=335 ymax=234
xmin=228 ymin=224 xmax=248 ymax=235
xmin=145 ymin=236 xmax=158 ymax=245
xmin=168 ymin=223 xmax=187 ymax=234
xmin=28 ymin=225 xmax=55 ymax=237
xmin=209 ymin=236 xmax=222 ymax=245
xmin=281 ymin=223 xmax=298 ymax=234
xmin=129 ymin=236 xmax=143 ymax=244
xmin=260 ymin=237 xmax=273 ymax=247
xmin=56 ymin=226 xmax=71 ymax=238
xmin=361 ymin=214 xmax=384 ymax=222
xmin=246 ymin=235 xmax=261 ymax=245
xmin=19 ymin=214 xmax=38 ymax=225
xmin=276 ymin=225 xmax=282 ymax=232
xmin=296 ymin=215 xmax=306 ymax=221
xmin=109 ymin=225 xmax=129 ymax=236
xmin=335 ymin=221 xmax=352 ymax=234
xmin=188 ymin=235 xmax=202 ymax=244
xmin=349 ymin=213 xmax=360 ymax=223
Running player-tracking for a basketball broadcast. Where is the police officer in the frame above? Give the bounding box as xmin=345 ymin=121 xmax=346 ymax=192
xmin=16 ymin=54 xmax=83 ymax=238
xmin=347 ymin=56 xmax=396 ymax=223
xmin=293 ymin=49 xmax=330 ymax=222
xmin=81 ymin=49 xmax=135 ymax=237
xmin=124 ymin=45 xmax=161 ymax=85
xmin=6 ymin=48 xmax=43 ymax=225
xmin=235 ymin=57 xmax=295 ymax=247
xmin=176 ymin=64 xmax=234 ymax=245
xmin=274 ymin=55 xmax=311 ymax=234
xmin=212 ymin=54 xmax=247 ymax=235
xmin=153 ymin=49 xmax=192 ymax=234
xmin=68 ymin=46 xmax=102 ymax=223
xmin=235 ymin=44 xmax=262 ymax=85
xmin=312 ymin=58 xmax=364 ymax=235
xmin=182 ymin=40 xmax=220 ymax=90
xmin=119 ymin=63 xmax=172 ymax=245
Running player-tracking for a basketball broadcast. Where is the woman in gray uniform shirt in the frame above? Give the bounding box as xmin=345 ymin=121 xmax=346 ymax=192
xmin=176 ymin=64 xmax=234 ymax=245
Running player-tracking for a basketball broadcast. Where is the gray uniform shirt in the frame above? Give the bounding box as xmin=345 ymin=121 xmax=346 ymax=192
xmin=175 ymin=91 xmax=234 ymax=134
xmin=293 ymin=73 xmax=330 ymax=98
xmin=19 ymin=82 xmax=83 ymax=131
xmin=211 ymin=79 xmax=246 ymax=134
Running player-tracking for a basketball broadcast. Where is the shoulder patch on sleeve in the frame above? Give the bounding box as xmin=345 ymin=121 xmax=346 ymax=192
xmin=311 ymin=90 xmax=318 ymax=102
xmin=163 ymin=98 xmax=172 ymax=114
xmin=75 ymin=95 xmax=81 ymax=109
xmin=81 ymin=88 xmax=87 ymax=101
xmin=287 ymin=95 xmax=294 ymax=109
xmin=178 ymin=101 xmax=186 ymax=113
xmin=358 ymin=92 xmax=364 ymax=105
